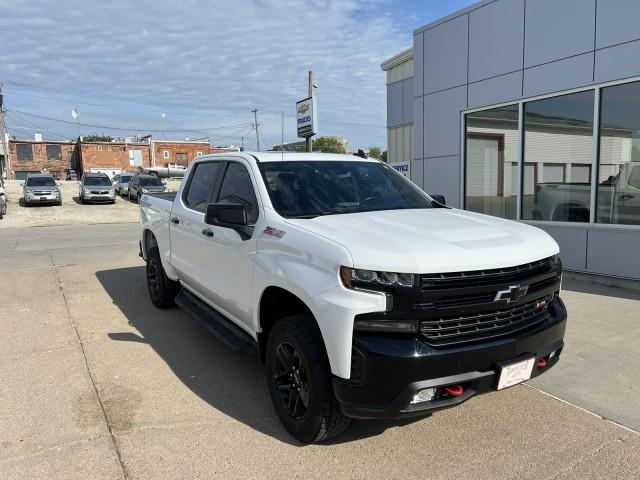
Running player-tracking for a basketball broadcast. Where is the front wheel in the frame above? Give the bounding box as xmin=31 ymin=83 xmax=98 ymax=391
xmin=146 ymin=247 xmax=179 ymax=308
xmin=266 ymin=314 xmax=350 ymax=443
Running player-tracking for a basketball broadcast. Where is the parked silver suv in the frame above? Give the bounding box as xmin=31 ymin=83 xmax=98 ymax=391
xmin=79 ymin=172 xmax=116 ymax=204
xmin=22 ymin=174 xmax=62 ymax=207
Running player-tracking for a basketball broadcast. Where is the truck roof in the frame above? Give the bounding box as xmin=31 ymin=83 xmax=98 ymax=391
xmin=201 ymin=152 xmax=380 ymax=163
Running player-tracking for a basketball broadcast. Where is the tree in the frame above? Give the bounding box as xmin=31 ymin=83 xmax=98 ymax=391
xmin=381 ymin=150 xmax=387 ymax=163
xmin=83 ymin=134 xmax=114 ymax=142
xmin=312 ymin=137 xmax=346 ymax=154
xmin=368 ymin=146 xmax=382 ymax=159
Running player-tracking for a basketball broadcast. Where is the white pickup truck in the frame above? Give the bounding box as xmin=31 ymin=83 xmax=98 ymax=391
xmin=139 ymin=152 xmax=567 ymax=442
xmin=143 ymin=162 xmax=187 ymax=178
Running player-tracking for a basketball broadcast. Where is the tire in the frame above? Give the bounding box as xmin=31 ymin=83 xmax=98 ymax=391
xmin=146 ymin=247 xmax=179 ymax=308
xmin=266 ymin=314 xmax=350 ymax=443
xmin=57 ymin=198 xmax=62 ymax=206
xmin=0 ymin=203 xmax=3 ymax=219
xmin=80 ymin=194 xmax=85 ymax=205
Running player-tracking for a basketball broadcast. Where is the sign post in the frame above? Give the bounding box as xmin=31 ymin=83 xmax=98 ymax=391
xmin=297 ymin=70 xmax=317 ymax=152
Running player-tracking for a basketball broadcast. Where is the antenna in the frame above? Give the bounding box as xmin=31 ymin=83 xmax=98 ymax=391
xmin=281 ymin=111 xmax=284 ymax=161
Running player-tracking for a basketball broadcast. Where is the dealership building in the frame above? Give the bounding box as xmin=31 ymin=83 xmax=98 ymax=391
xmin=382 ymin=0 xmax=640 ymax=281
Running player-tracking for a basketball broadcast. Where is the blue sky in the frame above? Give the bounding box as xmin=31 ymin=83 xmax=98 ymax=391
xmin=0 ymin=0 xmax=476 ymax=150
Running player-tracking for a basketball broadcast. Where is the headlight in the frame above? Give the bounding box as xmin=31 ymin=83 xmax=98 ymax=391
xmin=142 ymin=188 xmax=149 ymax=193
xmin=340 ymin=266 xmax=415 ymax=290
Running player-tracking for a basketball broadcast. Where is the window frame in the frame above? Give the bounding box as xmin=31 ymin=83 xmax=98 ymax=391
xmin=46 ymin=144 xmax=62 ymax=161
xmin=181 ymin=160 xmax=225 ymax=213
xmin=460 ymin=74 xmax=640 ymax=230
xmin=163 ymin=150 xmax=170 ymax=160
xmin=213 ymin=161 xmax=261 ymax=226
xmin=16 ymin=144 xmax=33 ymax=162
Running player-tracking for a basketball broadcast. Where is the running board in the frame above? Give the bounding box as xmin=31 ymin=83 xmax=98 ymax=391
xmin=175 ymin=289 xmax=257 ymax=356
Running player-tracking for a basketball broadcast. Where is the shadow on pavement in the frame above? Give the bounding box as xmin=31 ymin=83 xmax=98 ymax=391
xmin=96 ymin=266 xmax=421 ymax=446
xmin=562 ymin=277 xmax=640 ymax=300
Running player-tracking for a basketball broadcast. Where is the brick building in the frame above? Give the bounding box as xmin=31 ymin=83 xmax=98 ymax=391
xmin=152 ymin=140 xmax=210 ymax=167
xmin=79 ymin=141 xmax=152 ymax=176
xmin=8 ymin=140 xmax=78 ymax=180
xmin=6 ymin=137 xmax=241 ymax=179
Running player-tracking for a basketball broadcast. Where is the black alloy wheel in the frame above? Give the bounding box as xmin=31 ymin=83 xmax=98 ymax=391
xmin=273 ymin=342 xmax=310 ymax=420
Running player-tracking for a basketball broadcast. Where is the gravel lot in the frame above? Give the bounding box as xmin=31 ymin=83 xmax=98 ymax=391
xmin=0 ymin=179 xmax=181 ymax=229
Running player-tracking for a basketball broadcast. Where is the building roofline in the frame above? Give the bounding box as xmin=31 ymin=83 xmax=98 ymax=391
xmin=9 ymin=139 xmax=75 ymax=145
xmin=153 ymin=140 xmax=210 ymax=144
xmin=413 ymin=0 xmax=494 ymax=35
xmin=380 ymin=47 xmax=414 ymax=71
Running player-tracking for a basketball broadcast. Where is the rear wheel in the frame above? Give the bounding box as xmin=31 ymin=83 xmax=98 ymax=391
xmin=146 ymin=247 xmax=179 ymax=308
xmin=266 ymin=314 xmax=350 ymax=443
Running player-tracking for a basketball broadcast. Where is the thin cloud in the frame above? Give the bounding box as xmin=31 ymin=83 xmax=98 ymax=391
xmin=1 ymin=0 xmax=411 ymax=149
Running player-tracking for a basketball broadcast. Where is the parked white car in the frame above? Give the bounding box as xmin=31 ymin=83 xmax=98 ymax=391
xmin=139 ymin=152 xmax=567 ymax=443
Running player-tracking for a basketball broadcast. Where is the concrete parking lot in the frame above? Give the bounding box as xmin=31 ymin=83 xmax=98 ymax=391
xmin=1 ymin=222 xmax=639 ymax=479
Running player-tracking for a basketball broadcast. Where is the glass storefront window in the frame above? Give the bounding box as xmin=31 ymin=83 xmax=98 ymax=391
xmin=598 ymin=81 xmax=640 ymax=225
xmin=465 ymin=104 xmax=519 ymax=219
xmin=522 ymin=90 xmax=594 ymax=222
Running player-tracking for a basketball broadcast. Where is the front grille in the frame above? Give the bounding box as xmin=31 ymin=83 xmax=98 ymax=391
xmin=90 ymin=190 xmax=109 ymax=194
xmin=420 ymin=257 xmax=556 ymax=290
xmin=33 ymin=190 xmax=53 ymax=195
xmin=419 ymin=295 xmax=552 ymax=346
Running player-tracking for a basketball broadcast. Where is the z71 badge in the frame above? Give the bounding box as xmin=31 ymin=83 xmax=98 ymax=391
xmin=263 ymin=226 xmax=286 ymax=238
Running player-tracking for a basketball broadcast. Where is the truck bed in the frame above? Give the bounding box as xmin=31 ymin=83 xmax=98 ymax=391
xmin=145 ymin=191 xmax=177 ymax=202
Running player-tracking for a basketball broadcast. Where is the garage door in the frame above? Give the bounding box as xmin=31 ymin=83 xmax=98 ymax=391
xmin=15 ymin=171 xmax=40 ymax=180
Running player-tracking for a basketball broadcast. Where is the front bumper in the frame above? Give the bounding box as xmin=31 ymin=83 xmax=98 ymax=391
xmin=83 ymin=193 xmax=115 ymax=202
xmin=333 ymin=296 xmax=567 ymax=419
xmin=26 ymin=194 xmax=59 ymax=204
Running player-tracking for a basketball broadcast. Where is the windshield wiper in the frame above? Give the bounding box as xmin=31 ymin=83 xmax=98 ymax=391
xmin=288 ymin=212 xmax=334 ymax=219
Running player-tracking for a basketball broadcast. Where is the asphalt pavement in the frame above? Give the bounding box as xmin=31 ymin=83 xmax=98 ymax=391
xmin=0 ymin=223 xmax=638 ymax=479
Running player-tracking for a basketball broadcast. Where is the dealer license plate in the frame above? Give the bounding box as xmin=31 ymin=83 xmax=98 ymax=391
xmin=497 ymin=357 xmax=535 ymax=390
xmin=40 ymin=197 xmax=47 ymax=200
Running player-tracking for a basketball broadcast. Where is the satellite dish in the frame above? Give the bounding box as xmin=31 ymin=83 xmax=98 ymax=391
xmin=71 ymin=108 xmax=79 ymax=119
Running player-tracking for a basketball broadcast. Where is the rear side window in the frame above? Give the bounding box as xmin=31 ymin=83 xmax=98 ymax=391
xmin=216 ymin=163 xmax=259 ymax=224
xmin=184 ymin=162 xmax=221 ymax=212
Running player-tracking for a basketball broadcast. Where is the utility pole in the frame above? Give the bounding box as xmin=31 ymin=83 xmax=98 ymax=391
xmin=306 ymin=70 xmax=313 ymax=152
xmin=251 ymin=109 xmax=260 ymax=151
xmin=0 ymin=81 xmax=7 ymax=179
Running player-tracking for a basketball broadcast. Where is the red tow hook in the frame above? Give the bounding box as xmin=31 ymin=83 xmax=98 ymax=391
xmin=537 ymin=358 xmax=548 ymax=368
xmin=444 ymin=385 xmax=464 ymax=397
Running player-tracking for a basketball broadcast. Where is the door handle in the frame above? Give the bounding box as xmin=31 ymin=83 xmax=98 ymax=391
xmin=620 ymin=194 xmax=634 ymax=201
xmin=171 ymin=217 xmax=180 ymax=224
xmin=201 ymin=228 xmax=214 ymax=237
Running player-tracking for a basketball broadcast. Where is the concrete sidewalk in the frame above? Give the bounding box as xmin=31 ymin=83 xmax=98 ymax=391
xmin=1 ymin=224 xmax=639 ymax=479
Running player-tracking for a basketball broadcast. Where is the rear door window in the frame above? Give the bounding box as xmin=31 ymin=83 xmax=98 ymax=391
xmin=184 ymin=162 xmax=222 ymax=212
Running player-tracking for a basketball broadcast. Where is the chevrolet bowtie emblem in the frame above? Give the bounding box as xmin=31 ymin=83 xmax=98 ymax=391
xmin=297 ymin=103 xmax=309 ymax=114
xmin=494 ymin=284 xmax=529 ymax=303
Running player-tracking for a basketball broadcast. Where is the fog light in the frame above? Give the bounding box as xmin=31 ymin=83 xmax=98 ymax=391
xmin=411 ymin=387 xmax=436 ymax=404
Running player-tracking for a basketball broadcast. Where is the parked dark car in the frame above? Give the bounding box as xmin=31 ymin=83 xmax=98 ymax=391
xmin=128 ymin=174 xmax=166 ymax=202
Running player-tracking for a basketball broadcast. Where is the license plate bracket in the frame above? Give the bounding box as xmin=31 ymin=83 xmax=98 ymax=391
xmin=496 ymin=357 xmax=535 ymax=390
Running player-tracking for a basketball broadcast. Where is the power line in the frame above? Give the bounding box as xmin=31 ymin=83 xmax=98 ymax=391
xmin=7 ymin=109 xmax=252 ymax=134
xmin=4 ymin=80 xmax=387 ymax=130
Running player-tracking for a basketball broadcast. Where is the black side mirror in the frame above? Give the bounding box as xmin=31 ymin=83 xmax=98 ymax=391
xmin=205 ymin=203 xmax=247 ymax=228
xmin=430 ymin=194 xmax=446 ymax=206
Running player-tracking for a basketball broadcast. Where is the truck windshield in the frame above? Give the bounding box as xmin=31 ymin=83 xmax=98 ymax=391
xmin=26 ymin=177 xmax=56 ymax=187
xmin=259 ymin=161 xmax=434 ymax=218
xmin=84 ymin=177 xmax=112 ymax=186
xmin=140 ymin=177 xmax=164 ymax=186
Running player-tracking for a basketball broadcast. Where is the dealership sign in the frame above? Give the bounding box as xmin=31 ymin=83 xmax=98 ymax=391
xmin=296 ymin=96 xmax=317 ymax=138
xmin=390 ymin=161 xmax=410 ymax=178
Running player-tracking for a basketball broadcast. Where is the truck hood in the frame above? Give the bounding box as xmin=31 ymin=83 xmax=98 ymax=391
xmin=286 ymin=208 xmax=559 ymax=273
